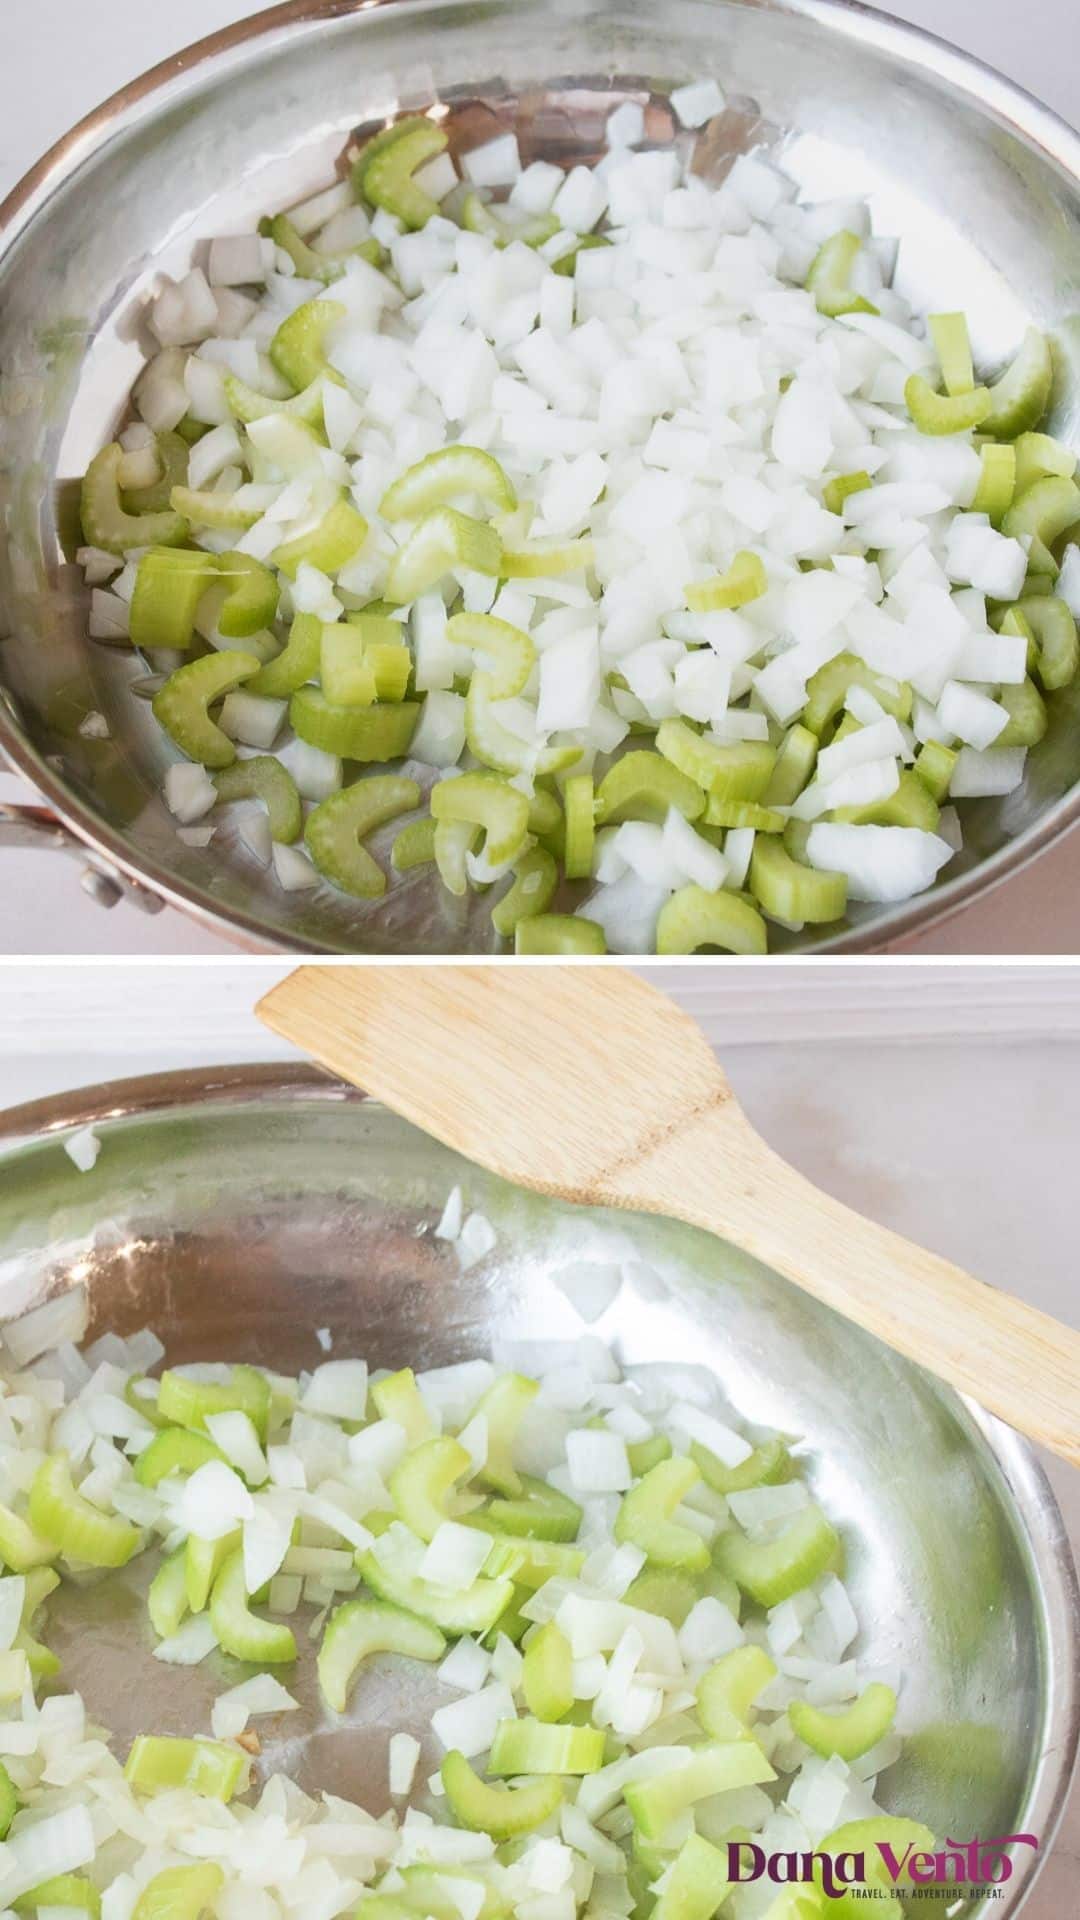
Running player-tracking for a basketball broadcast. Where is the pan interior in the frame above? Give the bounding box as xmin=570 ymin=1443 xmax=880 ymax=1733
xmin=0 ymin=1085 xmax=1060 ymax=1903
xmin=1 ymin=0 xmax=1080 ymax=950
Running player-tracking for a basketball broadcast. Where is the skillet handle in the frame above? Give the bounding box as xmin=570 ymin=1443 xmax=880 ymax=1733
xmin=0 ymin=798 xmax=165 ymax=914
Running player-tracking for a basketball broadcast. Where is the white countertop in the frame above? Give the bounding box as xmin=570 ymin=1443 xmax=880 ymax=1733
xmin=1 ymin=959 xmax=1077 ymax=1898
xmin=4 ymin=0 xmax=1080 ymax=952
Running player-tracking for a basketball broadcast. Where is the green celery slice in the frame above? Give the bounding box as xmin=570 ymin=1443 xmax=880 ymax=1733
xmin=562 ymin=773 xmax=595 ymax=880
xmin=806 ymin=232 xmax=877 ymax=318
xmin=684 ymin=550 xmax=766 ymax=614
xmin=124 ymin=1735 xmax=244 ymax=1801
xmin=995 ymin=675 xmax=1048 ymax=747
xmin=651 ymin=1833 xmax=733 ymax=1920
xmin=210 ymin=1549 xmax=297 ymax=1663
xmin=148 ymin=1548 xmax=190 ymax=1640
xmin=269 ymin=212 xmax=383 ymax=284
xmin=249 ymin=611 xmax=322 ymax=697
xmin=657 ymin=721 xmax=776 ymax=802
xmin=159 ymin=1364 xmax=271 ymax=1439
xmin=627 ymin=1434 xmax=672 ymax=1477
xmin=121 ymin=430 xmax=189 ymax=513
xmin=522 ymin=1620 xmax=574 ymax=1721
xmin=319 ymin=1598 xmax=445 ymax=1713
xmin=814 ymin=1819 xmax=936 ymax=1916
xmin=186 ymin=1532 xmax=240 ymax=1614
xmin=306 ymin=775 xmax=420 ymax=897
xmin=465 ymin=676 xmax=581 ymax=778
xmin=442 ymin=1750 xmax=562 ymax=1838
xmin=971 ymin=443 xmax=1016 ymax=525
xmin=290 ymin=688 xmax=419 ymax=759
xmin=1013 ymin=595 xmax=1078 ymax=691
xmin=831 ymin=767 xmax=939 ymax=832
xmin=272 ymin=497 xmax=368 ymax=578
xmin=595 ymin=750 xmax=705 ymax=826
xmin=321 ymin=627 xmax=377 ymax=707
xmin=552 ymin=234 xmax=612 ymax=277
xmin=980 ymin=327 xmax=1054 ymax=439
xmin=751 ymin=837 xmax=847 ymax=924
xmin=803 ymin=654 xmax=912 ymax=733
xmin=363 ymin=119 xmax=448 ymax=229
xmin=390 ymin=1437 xmax=474 ymax=1542
xmin=133 ymin=1865 xmax=224 ymax=1920
xmin=904 ymin=375 xmax=991 ymax=435
xmin=704 ymin=799 xmax=783 ymax=831
xmin=129 ymin=549 xmax=216 ymax=650
xmin=715 ymin=1503 xmax=840 ymax=1607
xmin=1002 ymin=476 xmax=1080 ymax=552
xmin=461 ymin=193 xmax=561 ymax=251
xmin=0 ymin=1761 xmax=16 ymax=1841
xmin=81 ymin=443 xmax=188 ymax=553
xmin=623 ymin=1567 xmax=700 ymax=1627
xmin=789 ymin=1681 xmax=896 ymax=1761
xmin=500 ymin=537 xmax=593 ymax=579
xmin=1013 ymin=429 xmax=1076 ymax=494
xmin=446 ymin=612 xmax=534 ymax=699
xmin=488 ymin=1717 xmax=605 ymax=1776
xmin=29 ymin=1453 xmax=141 ymax=1568
xmin=464 ymin=1522 xmax=582 ymax=1590
xmin=928 ymin=312 xmax=974 ymax=396
xmin=224 ymin=373 xmax=327 ymax=428
xmin=14 ymin=1877 xmax=101 ymax=1917
xmin=763 ymin=726 xmax=818 ymax=807
xmin=213 ymin=756 xmax=303 ymax=844
xmin=135 ymin=1428 xmax=224 ymax=1489
xmin=822 ymin=471 xmax=871 ymax=517
xmin=169 ymin=486 xmax=262 ymax=531
xmin=516 ymin=915 xmax=606 ymax=955
xmin=385 ymin=508 xmax=501 ymax=604
xmin=358 ymin=1540 xmax=514 ymax=1634
xmin=430 ymin=772 xmax=530 ymax=872
xmin=468 ymin=1372 xmax=539 ymax=1497
xmin=696 ymin=1644 xmax=777 ymax=1738
xmin=381 ymin=447 xmax=516 ymax=520
xmin=491 ymin=847 xmax=558 ymax=938
xmin=626 ymin=1740 xmax=776 ymax=1838
xmin=152 ymin=652 xmax=261 ymax=768
xmin=483 ymin=1475 xmax=582 ymax=1542
xmin=216 ymin=551 xmax=280 ymax=637
xmin=692 ymin=1434 xmax=790 ymax=1495
xmin=656 ymin=886 xmax=768 ymax=956
xmin=270 ymin=299 xmax=347 ymax=390
xmin=0 ymin=1502 xmax=58 ymax=1572
xmin=391 ymin=817 xmax=437 ymax=872
xmin=371 ymin=1369 xmax=432 ymax=1446
xmin=614 ymin=1456 xmax=710 ymax=1571
xmin=913 ymin=740 xmax=958 ymax=801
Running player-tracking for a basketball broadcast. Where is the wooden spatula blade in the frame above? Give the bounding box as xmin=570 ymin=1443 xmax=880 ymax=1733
xmin=257 ymin=963 xmax=725 ymax=1199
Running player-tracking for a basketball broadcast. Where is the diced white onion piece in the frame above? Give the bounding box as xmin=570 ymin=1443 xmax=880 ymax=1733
xmin=805 ymin=823 xmax=954 ymax=901
xmin=430 ymin=1681 xmax=517 ymax=1757
xmin=551 ymin=1261 xmax=623 ymax=1324
xmin=949 ymin=746 xmax=1027 ymax=797
xmin=420 ymin=1521 xmax=492 ymax=1588
xmin=389 ymin=1731 xmax=422 ymax=1796
xmin=565 ymin=1430 xmax=632 ymax=1493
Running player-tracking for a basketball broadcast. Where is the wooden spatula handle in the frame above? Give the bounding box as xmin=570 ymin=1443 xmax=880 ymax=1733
xmin=599 ymin=1101 xmax=1080 ymax=1468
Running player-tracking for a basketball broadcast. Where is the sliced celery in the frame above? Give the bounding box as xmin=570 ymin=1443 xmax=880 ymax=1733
xmin=657 ymin=721 xmax=776 ymax=803
xmin=224 ymin=372 xmax=327 ymax=428
xmin=623 ymin=1567 xmax=699 ymax=1627
xmin=803 ymin=654 xmax=912 ymax=733
xmin=500 ymin=537 xmax=593 ymax=579
xmin=0 ymin=1761 xmax=16 ymax=1840
xmin=692 ymin=1434 xmax=790 ymax=1495
xmin=561 ymin=773 xmax=596 ymax=880
xmin=595 ymin=750 xmax=705 ymax=826
xmin=129 ymin=549 xmax=216 ymax=650
xmin=14 ymin=1878 xmax=101 ymax=1917
xmin=656 ymin=887 xmax=768 ymax=956
xmin=491 ymin=847 xmax=558 ymax=938
xmin=371 ymin=1368 xmax=432 ymax=1447
xmin=461 ymin=194 xmax=561 ymax=251
xmin=751 ymin=837 xmax=847 ymax=925
xmin=466 ymin=1523 xmax=582 ymax=1590
xmin=318 ymin=1597 xmax=444 ymax=1712
xmin=385 ymin=509 xmax=501 ymax=604
xmin=470 ymin=1372 xmax=539 ymax=1497
xmin=216 ymin=551 xmax=280 ymax=637
xmin=971 ymin=443 xmax=1016 ymax=526
xmin=522 ymin=1619 xmax=574 ymax=1721
xmin=715 ymin=1503 xmax=839 ymax=1607
xmin=391 ymin=1436 xmax=473 ymax=1542
xmin=815 ymin=1819 xmax=936 ymax=1913
xmin=465 ymin=675 xmax=580 ymax=777
xmin=553 ymin=234 xmax=612 ymax=276
xmin=790 ymin=1681 xmax=896 ymax=1761
xmin=169 ymin=485 xmax=262 ymax=531
xmin=152 ymin=651 xmax=261 ymax=768
xmin=186 ymin=1532 xmax=239 ymax=1614
xmin=213 ymin=756 xmax=303 ymax=844
xmin=904 ymin=375 xmax=991 ymax=435
xmin=484 ymin=1475 xmax=582 ymax=1543
xmin=928 ymin=312 xmax=974 ymax=396
xmin=981 ymin=327 xmax=1054 ymax=439
xmin=833 ymin=767 xmax=939 ymax=833
xmin=290 ymin=688 xmax=419 ymax=760
xmin=516 ymin=915 xmax=606 ymax=955
xmin=696 ymin=1645 xmax=777 ymax=1738
xmin=615 ymin=1457 xmax=710 ymax=1571
xmin=626 ymin=1740 xmax=775 ymax=1838
xmin=392 ymin=816 xmax=437 ymax=872
xmin=249 ymin=612 xmax=322 ymax=697
xmin=913 ymin=740 xmax=958 ymax=802
xmin=29 ymin=1453 xmax=141 ymax=1568
xmin=0 ymin=1502 xmax=58 ymax=1572
xmin=684 ymin=550 xmax=766 ymax=613
xmin=269 ymin=213 xmax=382 ymax=284
xmin=442 ymin=1750 xmax=562 ymax=1838
xmin=321 ymin=628 xmax=377 ymax=707
xmin=124 ymin=1734 xmax=244 ymax=1802
xmin=381 ymin=447 xmax=516 ymax=520
xmin=488 ymin=1717 xmax=605 ymax=1776
xmin=357 ymin=1541 xmax=514 ymax=1635
xmin=122 ymin=430 xmax=189 ymax=514
xmin=210 ymin=1549 xmax=297 ymax=1664
xmin=1015 ymin=594 xmax=1079 ymax=690
xmin=760 ymin=729 xmax=818 ymax=810
xmin=446 ymin=612 xmax=534 ymax=699
xmin=159 ymin=1364 xmax=271 ymax=1440
xmin=1002 ymin=476 xmax=1080 ymax=553
xmin=1014 ymin=429 xmax=1076 ymax=495
xmin=431 ymin=771 xmax=530 ymax=871
xmin=133 ymin=1865 xmax=224 ymax=1920
xmin=806 ymin=232 xmax=876 ymax=318
xmin=272 ymin=497 xmax=368 ymax=578
xmin=705 ymin=799 xmax=783 ymax=832
xmin=270 ymin=299 xmax=347 ymax=390
xmin=651 ymin=1833 xmax=733 ymax=1920
xmin=627 ymin=1433 xmax=672 ymax=1477
xmin=148 ymin=1547 xmax=190 ymax=1641
xmin=135 ymin=1427 xmax=224 ymax=1489
xmin=306 ymin=775 xmax=420 ymax=897
xmin=995 ymin=676 xmax=1048 ymax=748
xmin=81 ymin=443 xmax=188 ymax=554
xmin=822 ymin=472 xmax=871 ymax=517
xmin=352 ymin=117 xmax=433 ymax=195
xmin=363 ymin=119 xmax=448 ymax=229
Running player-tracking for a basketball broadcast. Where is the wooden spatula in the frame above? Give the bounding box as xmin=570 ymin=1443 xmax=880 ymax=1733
xmin=258 ymin=963 xmax=1080 ymax=1469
